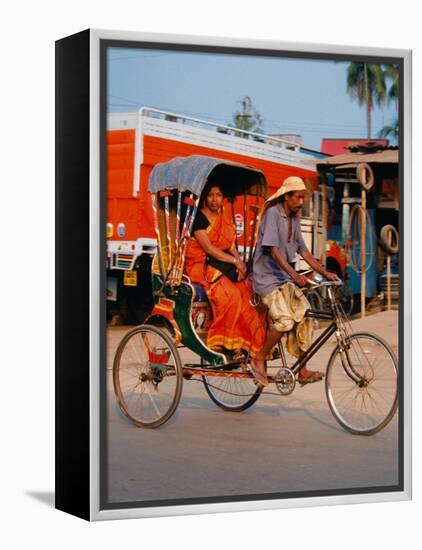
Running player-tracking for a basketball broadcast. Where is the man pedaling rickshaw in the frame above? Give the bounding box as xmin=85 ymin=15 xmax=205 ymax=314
xmin=250 ymin=176 xmax=338 ymax=386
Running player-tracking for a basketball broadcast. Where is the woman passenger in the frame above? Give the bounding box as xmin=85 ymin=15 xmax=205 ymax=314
xmin=185 ymin=182 xmax=265 ymax=365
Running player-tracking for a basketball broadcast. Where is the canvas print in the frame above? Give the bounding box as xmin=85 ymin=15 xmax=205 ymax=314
xmin=102 ymin=40 xmax=401 ymax=510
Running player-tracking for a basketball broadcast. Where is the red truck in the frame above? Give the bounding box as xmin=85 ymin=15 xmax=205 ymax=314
xmin=106 ymin=107 xmax=341 ymax=322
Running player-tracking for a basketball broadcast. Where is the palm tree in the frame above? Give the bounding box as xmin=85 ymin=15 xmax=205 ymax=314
xmin=383 ymin=63 xmax=399 ymax=110
xmin=347 ymin=63 xmax=387 ymax=139
xmin=378 ymin=64 xmax=399 ymax=143
xmin=378 ymin=117 xmax=399 ymax=143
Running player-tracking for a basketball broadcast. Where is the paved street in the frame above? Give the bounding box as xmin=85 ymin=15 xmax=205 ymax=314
xmin=106 ymin=311 xmax=399 ymax=504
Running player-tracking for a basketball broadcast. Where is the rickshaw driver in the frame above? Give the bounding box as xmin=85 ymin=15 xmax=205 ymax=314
xmin=251 ymin=176 xmax=337 ymax=386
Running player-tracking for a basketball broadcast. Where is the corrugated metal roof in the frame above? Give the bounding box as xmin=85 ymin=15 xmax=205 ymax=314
xmin=320 ymin=138 xmax=389 ymax=155
xmin=316 ymin=149 xmax=398 ymax=166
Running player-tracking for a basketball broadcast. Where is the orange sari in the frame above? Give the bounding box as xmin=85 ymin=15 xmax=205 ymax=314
xmin=185 ymin=209 xmax=265 ymax=356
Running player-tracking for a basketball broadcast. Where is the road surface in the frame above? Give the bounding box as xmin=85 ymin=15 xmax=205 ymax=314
xmin=106 ymin=311 xmax=399 ymax=504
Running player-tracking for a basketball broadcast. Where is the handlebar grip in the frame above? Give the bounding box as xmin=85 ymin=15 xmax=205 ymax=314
xmin=304 ymin=277 xmax=343 ymax=287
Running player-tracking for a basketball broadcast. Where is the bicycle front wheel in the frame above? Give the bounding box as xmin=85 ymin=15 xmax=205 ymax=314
xmin=325 ymin=332 xmax=398 ymax=435
xmin=113 ymin=324 xmax=183 ymax=428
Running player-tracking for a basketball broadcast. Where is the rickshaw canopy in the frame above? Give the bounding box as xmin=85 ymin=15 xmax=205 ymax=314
xmin=148 ymin=155 xmax=267 ymax=199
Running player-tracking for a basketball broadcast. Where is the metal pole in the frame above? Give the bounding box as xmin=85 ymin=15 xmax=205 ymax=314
xmin=231 ymin=199 xmax=239 ymax=253
xmin=342 ymin=182 xmax=350 ymax=243
xmin=387 ymin=254 xmax=391 ymax=311
xmin=151 ymin=193 xmax=165 ymax=280
xmin=360 ymin=190 xmax=366 ymax=318
xmin=164 ymin=193 xmax=172 ymax=270
xmin=247 ymin=201 xmax=260 ymax=270
xmin=321 ymin=181 xmax=327 ymax=268
xmin=174 ymin=193 xmax=194 ymax=284
xmin=171 ymin=190 xmax=183 ymax=285
xmin=243 ymin=192 xmax=247 ymax=262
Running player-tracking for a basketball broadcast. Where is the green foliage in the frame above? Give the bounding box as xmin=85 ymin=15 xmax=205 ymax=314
xmin=347 ymin=63 xmax=387 ymax=139
xmin=346 ymin=62 xmax=399 ymax=141
xmin=379 ymin=64 xmax=399 ymax=144
xmin=378 ymin=117 xmax=399 ymax=143
xmin=383 ymin=64 xmax=399 ymax=107
xmin=230 ymin=96 xmax=263 ymax=136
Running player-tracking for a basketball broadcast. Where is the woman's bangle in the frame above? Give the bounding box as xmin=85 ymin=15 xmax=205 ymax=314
xmin=232 ymin=257 xmax=238 ymax=265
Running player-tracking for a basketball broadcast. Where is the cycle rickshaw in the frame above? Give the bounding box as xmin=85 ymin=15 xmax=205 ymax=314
xmin=113 ymin=155 xmax=398 ymax=435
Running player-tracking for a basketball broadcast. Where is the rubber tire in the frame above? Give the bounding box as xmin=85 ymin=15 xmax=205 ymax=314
xmin=202 ymin=373 xmax=262 ymax=412
xmin=325 ymin=332 xmax=398 ymax=435
xmin=379 ymin=224 xmax=399 ymax=255
xmin=356 ymin=163 xmax=374 ymax=191
xmin=113 ymin=324 xmax=183 ymax=428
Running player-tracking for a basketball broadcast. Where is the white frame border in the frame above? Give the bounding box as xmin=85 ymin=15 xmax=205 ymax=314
xmin=89 ymin=29 xmax=412 ymax=521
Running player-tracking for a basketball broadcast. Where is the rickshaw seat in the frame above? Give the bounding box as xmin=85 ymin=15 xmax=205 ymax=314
xmin=192 ymin=283 xmax=208 ymax=303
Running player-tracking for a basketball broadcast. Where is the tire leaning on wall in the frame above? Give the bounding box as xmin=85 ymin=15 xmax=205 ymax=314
xmin=379 ymin=224 xmax=399 ymax=255
xmin=356 ymin=163 xmax=374 ymax=191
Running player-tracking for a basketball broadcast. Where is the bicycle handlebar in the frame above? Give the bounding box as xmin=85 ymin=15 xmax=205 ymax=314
xmin=304 ymin=275 xmax=344 ymax=288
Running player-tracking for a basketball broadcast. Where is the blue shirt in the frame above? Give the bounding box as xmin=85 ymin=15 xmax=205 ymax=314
xmin=253 ymin=203 xmax=308 ymax=297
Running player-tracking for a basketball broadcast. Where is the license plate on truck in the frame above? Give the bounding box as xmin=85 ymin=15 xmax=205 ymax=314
xmin=124 ymin=270 xmax=137 ymax=286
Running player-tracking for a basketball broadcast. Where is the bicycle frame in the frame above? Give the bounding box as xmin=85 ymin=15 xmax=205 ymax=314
xmin=288 ymin=318 xmax=337 ymax=376
xmin=173 ymin=280 xmax=364 ymax=387
xmin=285 ymin=283 xmax=363 ymax=385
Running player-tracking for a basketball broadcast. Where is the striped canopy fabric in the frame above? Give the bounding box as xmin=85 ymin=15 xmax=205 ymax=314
xmin=148 ymin=155 xmax=267 ymax=198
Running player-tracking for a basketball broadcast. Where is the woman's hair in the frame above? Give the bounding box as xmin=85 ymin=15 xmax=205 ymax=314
xmin=202 ymin=181 xmax=224 ymax=198
xmin=201 ymin=181 xmax=224 ymax=207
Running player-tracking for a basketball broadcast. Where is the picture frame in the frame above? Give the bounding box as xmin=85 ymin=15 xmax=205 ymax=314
xmin=55 ymin=28 xmax=412 ymax=521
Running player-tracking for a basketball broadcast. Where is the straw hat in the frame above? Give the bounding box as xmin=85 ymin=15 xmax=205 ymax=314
xmin=266 ymin=176 xmax=306 ymax=203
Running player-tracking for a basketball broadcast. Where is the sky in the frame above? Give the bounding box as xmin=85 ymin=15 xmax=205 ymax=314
xmin=107 ymin=47 xmax=398 ymax=151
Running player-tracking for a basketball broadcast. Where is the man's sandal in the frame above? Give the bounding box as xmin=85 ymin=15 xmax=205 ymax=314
xmin=297 ymin=370 xmax=324 ymax=387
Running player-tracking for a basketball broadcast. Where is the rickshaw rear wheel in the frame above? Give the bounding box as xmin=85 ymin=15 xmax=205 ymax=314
xmin=202 ymin=371 xmax=262 ymax=412
xmin=113 ymin=324 xmax=183 ymax=428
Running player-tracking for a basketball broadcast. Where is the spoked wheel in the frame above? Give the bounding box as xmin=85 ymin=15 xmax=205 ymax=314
xmin=203 ymin=367 xmax=263 ymax=412
xmin=113 ymin=324 xmax=183 ymax=428
xmin=325 ymin=332 xmax=398 ymax=435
